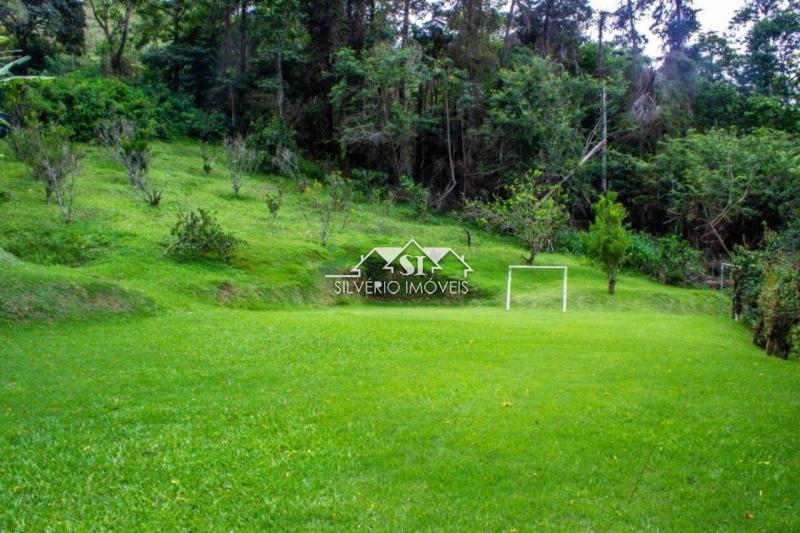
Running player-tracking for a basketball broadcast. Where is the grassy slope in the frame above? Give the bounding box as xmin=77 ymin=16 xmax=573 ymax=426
xmin=1 ymin=140 xmax=799 ymax=529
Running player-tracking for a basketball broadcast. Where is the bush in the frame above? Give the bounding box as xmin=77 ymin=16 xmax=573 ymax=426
xmin=399 ymin=175 xmax=430 ymax=219
xmin=148 ymin=89 xmax=227 ymax=140
xmin=756 ymin=265 xmax=800 ymax=358
xmin=165 ymin=208 xmax=239 ymax=262
xmin=1 ymin=73 xmax=221 ymax=142
xmin=102 ymin=120 xmax=162 ymax=206
xmin=247 ymin=116 xmax=297 ymax=170
xmin=1 ymin=74 xmax=156 ymax=141
xmin=265 ymin=190 xmax=283 ymax=221
xmin=351 ymin=168 xmax=389 ymax=203
xmin=223 ymin=136 xmax=257 ymax=197
xmin=732 ymin=227 xmax=800 ymax=358
xmin=624 ymin=233 xmax=704 ymax=286
xmin=304 ymin=171 xmax=353 ymax=247
xmin=9 ymin=125 xmax=81 ymax=221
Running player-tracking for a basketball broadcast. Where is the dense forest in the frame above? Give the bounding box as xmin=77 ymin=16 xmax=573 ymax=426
xmin=1 ymin=0 xmax=799 ymax=352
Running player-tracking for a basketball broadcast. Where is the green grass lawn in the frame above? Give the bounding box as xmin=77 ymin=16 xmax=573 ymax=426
xmin=1 ymin=140 xmax=799 ymax=529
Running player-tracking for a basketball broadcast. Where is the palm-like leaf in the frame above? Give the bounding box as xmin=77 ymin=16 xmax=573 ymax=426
xmin=0 ymin=55 xmax=30 ymax=77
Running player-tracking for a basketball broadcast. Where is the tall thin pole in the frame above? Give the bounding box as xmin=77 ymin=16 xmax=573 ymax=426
xmin=563 ymin=267 xmax=568 ymax=312
xmin=505 ymin=268 xmax=512 ymax=311
xmin=601 ymin=85 xmax=608 ymax=193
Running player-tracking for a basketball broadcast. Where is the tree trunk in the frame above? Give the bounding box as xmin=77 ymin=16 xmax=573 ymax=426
xmin=400 ymin=0 xmax=411 ymax=47
xmin=608 ymin=273 xmax=616 ymax=294
xmin=501 ymin=0 xmax=516 ymax=64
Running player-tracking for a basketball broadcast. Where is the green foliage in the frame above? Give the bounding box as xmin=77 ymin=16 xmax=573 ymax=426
xmin=331 ymin=45 xmax=425 ymax=177
xmin=1 ymin=73 xmax=220 ymax=142
xmin=757 ymin=265 xmax=800 ymax=358
xmin=103 ymin=120 xmax=161 ymax=206
xmin=303 ymin=171 xmax=352 ymax=247
xmin=625 ymin=233 xmax=705 ymax=286
xmin=223 ymin=136 xmax=257 ymax=197
xmin=399 ymin=175 xmax=430 ymax=219
xmin=2 ymin=74 xmax=155 ymax=141
xmin=466 ymin=172 xmax=569 ymax=264
xmin=586 ymin=192 xmax=630 ymax=294
xmin=732 ymin=225 xmax=800 ymax=358
xmin=265 ymin=190 xmax=283 ymax=220
xmin=8 ymin=124 xmax=81 ymax=219
xmin=166 ymin=208 xmax=239 ymax=263
xmin=248 ymin=116 xmax=297 ymax=170
xmin=653 ymin=128 xmax=800 ymax=254
xmin=351 ymin=168 xmax=389 ymax=203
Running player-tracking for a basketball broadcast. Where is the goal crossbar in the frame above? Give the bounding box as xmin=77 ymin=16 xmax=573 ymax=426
xmin=505 ymin=265 xmax=568 ymax=312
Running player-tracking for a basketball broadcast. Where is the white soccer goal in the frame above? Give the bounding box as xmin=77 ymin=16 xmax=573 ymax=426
xmin=505 ymin=265 xmax=568 ymax=312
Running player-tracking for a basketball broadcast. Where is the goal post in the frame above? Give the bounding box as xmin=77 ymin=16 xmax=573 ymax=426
xmin=505 ymin=265 xmax=568 ymax=312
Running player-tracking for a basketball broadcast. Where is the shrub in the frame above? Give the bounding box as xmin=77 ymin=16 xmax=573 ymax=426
xmin=223 ymin=136 xmax=257 ymax=197
xmin=201 ymin=144 xmax=214 ymax=175
xmin=247 ymin=116 xmax=297 ymax=170
xmin=164 ymin=208 xmax=239 ymax=262
xmin=654 ymin=235 xmax=705 ymax=285
xmin=265 ymin=190 xmax=283 ymax=221
xmin=756 ymin=265 xmax=800 ymax=358
xmin=148 ymin=89 xmax=227 ymax=140
xmin=732 ymin=227 xmax=800 ymax=359
xmin=624 ymin=232 xmax=704 ymax=286
xmin=102 ymin=120 xmax=162 ymax=206
xmin=304 ymin=171 xmax=353 ymax=247
xmin=585 ymin=192 xmax=631 ymax=294
xmin=1 ymin=73 xmax=221 ymax=142
xmin=399 ymin=175 xmax=430 ymax=220
xmin=9 ymin=125 xmax=81 ymax=221
xmin=1 ymin=74 xmax=156 ymax=141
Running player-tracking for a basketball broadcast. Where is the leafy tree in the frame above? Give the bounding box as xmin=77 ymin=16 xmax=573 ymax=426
xmin=515 ymin=0 xmax=593 ymax=67
xmin=86 ymin=0 xmax=141 ymax=75
xmin=652 ymin=129 xmax=800 ymax=254
xmin=0 ymin=0 xmax=85 ymax=70
xmin=467 ymin=172 xmax=569 ymax=264
xmin=303 ymin=171 xmax=352 ymax=247
xmin=330 ymin=44 xmax=426 ymax=179
xmin=586 ymin=191 xmax=630 ymax=294
xmin=739 ymin=8 xmax=800 ymax=100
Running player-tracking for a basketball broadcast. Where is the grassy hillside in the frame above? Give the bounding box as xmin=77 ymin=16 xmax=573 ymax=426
xmin=1 ymin=140 xmax=799 ymax=529
xmin=0 ymin=139 xmax=719 ymax=317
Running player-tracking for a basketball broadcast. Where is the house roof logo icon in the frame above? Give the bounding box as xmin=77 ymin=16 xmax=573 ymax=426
xmin=326 ymin=239 xmax=473 ymax=279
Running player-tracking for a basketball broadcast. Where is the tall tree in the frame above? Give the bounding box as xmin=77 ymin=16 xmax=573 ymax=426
xmin=87 ymin=0 xmax=140 ymax=75
xmin=0 ymin=0 xmax=85 ymax=70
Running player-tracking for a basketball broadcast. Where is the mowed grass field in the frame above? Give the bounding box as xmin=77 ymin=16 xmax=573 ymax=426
xmin=1 ymin=140 xmax=799 ymax=529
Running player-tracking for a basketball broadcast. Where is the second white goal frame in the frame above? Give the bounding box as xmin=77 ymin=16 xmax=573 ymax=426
xmin=505 ymin=265 xmax=568 ymax=312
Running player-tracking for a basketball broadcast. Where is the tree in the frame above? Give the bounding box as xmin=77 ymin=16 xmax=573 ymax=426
xmin=586 ymin=192 xmax=630 ymax=294
xmin=653 ymin=129 xmax=800 ymax=254
xmin=515 ymin=0 xmax=593 ymax=68
xmin=87 ymin=0 xmax=140 ymax=75
xmin=330 ymin=44 xmax=426 ymax=180
xmin=0 ymin=0 xmax=85 ymax=70
xmin=223 ymin=136 xmax=257 ymax=197
xmin=466 ymin=172 xmax=569 ymax=264
xmin=735 ymin=5 xmax=800 ymax=100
